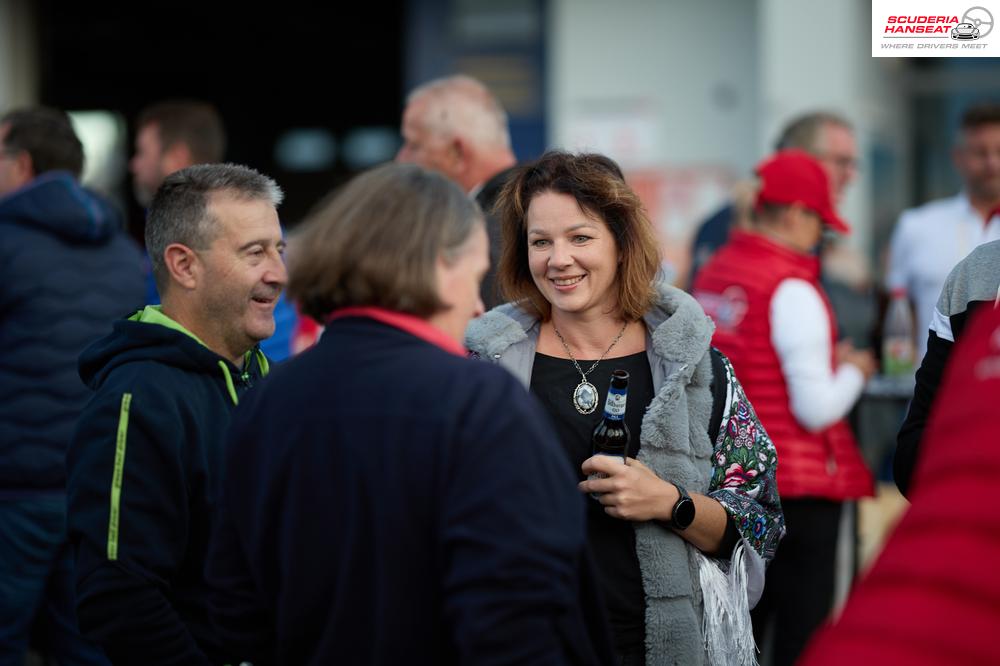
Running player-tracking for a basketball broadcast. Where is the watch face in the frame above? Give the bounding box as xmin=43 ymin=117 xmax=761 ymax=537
xmin=674 ymin=497 xmax=696 ymax=530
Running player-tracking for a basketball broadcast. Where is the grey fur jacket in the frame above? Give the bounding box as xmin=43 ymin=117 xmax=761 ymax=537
xmin=466 ymin=283 xmax=766 ymax=665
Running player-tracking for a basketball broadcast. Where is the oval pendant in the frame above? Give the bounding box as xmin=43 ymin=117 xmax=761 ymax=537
xmin=573 ymin=381 xmax=598 ymax=415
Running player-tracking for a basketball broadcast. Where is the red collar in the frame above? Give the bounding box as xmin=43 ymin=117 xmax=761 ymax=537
xmin=326 ymin=306 xmax=467 ymax=357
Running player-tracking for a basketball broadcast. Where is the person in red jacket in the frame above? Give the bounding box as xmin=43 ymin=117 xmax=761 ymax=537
xmin=799 ymin=304 xmax=1000 ymax=665
xmin=693 ymin=149 xmax=876 ymax=666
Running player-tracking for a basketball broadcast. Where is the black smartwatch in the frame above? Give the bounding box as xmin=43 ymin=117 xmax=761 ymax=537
xmin=669 ymin=483 xmax=696 ymax=530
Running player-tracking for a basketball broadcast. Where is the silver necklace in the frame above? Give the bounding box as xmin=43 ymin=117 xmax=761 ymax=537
xmin=552 ymin=321 xmax=629 ymax=415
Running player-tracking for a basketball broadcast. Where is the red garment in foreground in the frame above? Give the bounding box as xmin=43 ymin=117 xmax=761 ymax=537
xmin=799 ymin=305 xmax=1000 ymax=665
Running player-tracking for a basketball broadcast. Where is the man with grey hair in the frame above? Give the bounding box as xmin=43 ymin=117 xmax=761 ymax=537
xmin=66 ymin=163 xmax=287 ymax=665
xmin=688 ymin=111 xmax=858 ymax=284
xmin=396 ymin=74 xmax=517 ymax=308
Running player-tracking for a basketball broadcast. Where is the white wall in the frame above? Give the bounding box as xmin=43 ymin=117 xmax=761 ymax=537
xmin=758 ymin=0 xmax=905 ymax=258
xmin=549 ymin=0 xmax=760 ymax=173
xmin=548 ymin=0 xmax=906 ymax=264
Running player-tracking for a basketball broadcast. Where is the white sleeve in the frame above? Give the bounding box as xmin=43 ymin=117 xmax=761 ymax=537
xmin=770 ymin=279 xmax=865 ymax=432
xmin=885 ymin=213 xmax=910 ymax=292
xmin=929 ymin=307 xmax=954 ymax=342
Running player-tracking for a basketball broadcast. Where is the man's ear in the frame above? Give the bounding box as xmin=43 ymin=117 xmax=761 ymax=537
xmin=162 ymin=143 xmax=194 ymax=175
xmin=163 ymin=243 xmax=200 ymax=290
xmin=449 ymin=136 xmax=470 ymax=173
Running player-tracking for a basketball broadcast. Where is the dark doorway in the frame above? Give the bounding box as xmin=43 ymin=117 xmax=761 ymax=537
xmin=36 ymin=3 xmax=406 ymax=235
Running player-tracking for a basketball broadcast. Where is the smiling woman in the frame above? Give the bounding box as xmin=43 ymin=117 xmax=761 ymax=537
xmin=466 ymin=151 xmax=785 ymax=665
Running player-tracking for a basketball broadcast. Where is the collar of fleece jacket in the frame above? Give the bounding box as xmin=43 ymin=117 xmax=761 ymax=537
xmin=79 ymin=306 xmax=268 ymax=405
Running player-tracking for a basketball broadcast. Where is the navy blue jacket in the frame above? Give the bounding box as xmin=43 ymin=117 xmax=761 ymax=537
xmin=67 ymin=307 xmax=268 ymax=665
xmin=207 ymin=316 xmax=614 ymax=666
xmin=688 ymin=203 xmax=735 ymax=287
xmin=0 ymin=172 xmax=144 ymax=495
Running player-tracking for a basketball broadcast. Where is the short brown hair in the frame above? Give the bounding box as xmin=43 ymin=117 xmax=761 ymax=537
xmin=960 ymin=102 xmax=1000 ymax=130
xmin=137 ymin=100 xmax=226 ymax=163
xmin=289 ymin=163 xmax=484 ymax=322
xmin=495 ymin=151 xmax=660 ymax=321
xmin=0 ymin=107 xmax=84 ymax=177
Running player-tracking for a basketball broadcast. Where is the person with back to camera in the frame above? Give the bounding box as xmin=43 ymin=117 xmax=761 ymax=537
xmin=466 ymin=151 xmax=784 ymax=666
xmin=206 ymin=162 xmax=615 ymax=666
xmin=800 ymin=303 xmax=1000 ymax=666
xmin=893 ymin=237 xmax=1000 ymax=496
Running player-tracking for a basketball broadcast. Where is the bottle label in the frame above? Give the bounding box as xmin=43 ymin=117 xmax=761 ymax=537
xmin=603 ymin=387 xmax=627 ymax=420
xmin=882 ymin=337 xmax=915 ymax=376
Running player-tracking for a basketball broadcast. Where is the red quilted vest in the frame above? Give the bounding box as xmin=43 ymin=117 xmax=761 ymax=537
xmin=693 ymin=231 xmax=873 ymax=500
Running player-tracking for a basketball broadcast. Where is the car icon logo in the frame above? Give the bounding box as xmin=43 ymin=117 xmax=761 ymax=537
xmin=952 ymin=22 xmax=981 ymax=39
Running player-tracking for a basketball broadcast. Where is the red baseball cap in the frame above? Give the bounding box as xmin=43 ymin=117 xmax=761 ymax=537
xmin=754 ymin=149 xmax=850 ymax=234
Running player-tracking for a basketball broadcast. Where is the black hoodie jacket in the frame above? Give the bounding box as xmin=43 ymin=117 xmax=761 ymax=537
xmin=67 ymin=306 xmax=268 ymax=665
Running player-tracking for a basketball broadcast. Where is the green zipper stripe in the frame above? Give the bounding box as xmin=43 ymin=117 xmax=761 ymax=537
xmin=107 ymin=392 xmax=132 ymax=561
xmin=218 ymin=361 xmax=239 ymax=405
xmin=256 ymin=349 xmax=270 ymax=376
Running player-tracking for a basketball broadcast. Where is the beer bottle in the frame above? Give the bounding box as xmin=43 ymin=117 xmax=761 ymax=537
xmin=589 ymin=370 xmax=630 ymax=497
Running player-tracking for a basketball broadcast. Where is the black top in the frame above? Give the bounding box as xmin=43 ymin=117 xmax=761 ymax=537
xmin=530 ymin=350 xmax=655 ymax=654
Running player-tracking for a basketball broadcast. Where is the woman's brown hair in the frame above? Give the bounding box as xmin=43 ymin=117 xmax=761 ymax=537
xmin=495 ymin=151 xmax=660 ymax=321
xmin=288 ymin=162 xmax=483 ymax=322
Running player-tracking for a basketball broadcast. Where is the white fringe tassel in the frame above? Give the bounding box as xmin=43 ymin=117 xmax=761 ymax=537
xmin=698 ymin=541 xmax=758 ymax=666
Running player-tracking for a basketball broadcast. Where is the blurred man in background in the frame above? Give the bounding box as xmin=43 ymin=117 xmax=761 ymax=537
xmin=689 ymin=111 xmax=859 ymax=284
xmin=130 ymin=100 xmax=225 ymax=208
xmin=886 ymin=102 xmax=1000 ymax=362
xmin=396 ymin=74 xmax=517 ymax=309
xmin=131 ymin=100 xmax=226 ymax=306
xmin=0 ymin=106 xmax=144 ymax=665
